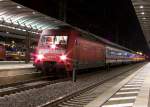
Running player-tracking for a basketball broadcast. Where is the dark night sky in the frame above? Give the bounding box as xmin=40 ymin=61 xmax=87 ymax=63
xmin=12 ymin=0 xmax=150 ymax=54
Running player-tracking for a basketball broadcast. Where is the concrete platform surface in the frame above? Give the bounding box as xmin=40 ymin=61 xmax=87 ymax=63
xmin=85 ymin=63 xmax=150 ymax=107
xmin=0 ymin=61 xmax=34 ymax=71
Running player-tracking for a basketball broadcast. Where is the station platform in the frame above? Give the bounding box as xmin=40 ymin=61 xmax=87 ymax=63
xmin=0 ymin=61 xmax=34 ymax=71
xmin=85 ymin=62 xmax=150 ymax=107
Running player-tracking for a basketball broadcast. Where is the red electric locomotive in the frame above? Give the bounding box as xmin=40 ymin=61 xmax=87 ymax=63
xmin=34 ymin=27 xmax=105 ymax=75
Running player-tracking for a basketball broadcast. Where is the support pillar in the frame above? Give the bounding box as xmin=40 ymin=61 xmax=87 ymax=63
xmin=72 ymin=40 xmax=78 ymax=82
xmin=25 ymin=31 xmax=31 ymax=63
xmin=59 ymin=0 xmax=67 ymax=22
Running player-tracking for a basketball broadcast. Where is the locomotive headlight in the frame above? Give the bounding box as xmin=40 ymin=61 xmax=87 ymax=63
xmin=60 ymin=55 xmax=67 ymax=61
xmin=37 ymin=54 xmax=44 ymax=60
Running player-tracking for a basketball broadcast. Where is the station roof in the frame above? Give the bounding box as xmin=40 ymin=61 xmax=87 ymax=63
xmin=0 ymin=0 xmax=68 ymax=32
xmin=0 ymin=0 xmax=143 ymax=53
xmin=131 ymin=0 xmax=150 ymax=48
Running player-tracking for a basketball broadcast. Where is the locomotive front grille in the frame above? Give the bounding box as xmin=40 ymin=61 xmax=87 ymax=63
xmin=44 ymin=61 xmax=57 ymax=67
xmin=49 ymin=61 xmax=57 ymax=65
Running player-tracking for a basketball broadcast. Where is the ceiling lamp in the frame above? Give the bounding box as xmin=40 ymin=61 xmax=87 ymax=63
xmin=140 ymin=5 xmax=144 ymax=9
xmin=16 ymin=6 xmax=22 ymax=9
xmin=141 ymin=12 xmax=145 ymax=15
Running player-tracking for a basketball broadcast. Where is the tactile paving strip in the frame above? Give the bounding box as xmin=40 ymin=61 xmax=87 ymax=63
xmin=101 ymin=70 xmax=147 ymax=107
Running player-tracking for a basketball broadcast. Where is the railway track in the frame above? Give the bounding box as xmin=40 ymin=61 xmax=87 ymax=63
xmin=0 ymin=67 xmax=105 ymax=97
xmin=0 ymin=75 xmax=69 ymax=96
xmin=41 ymin=63 xmax=146 ymax=107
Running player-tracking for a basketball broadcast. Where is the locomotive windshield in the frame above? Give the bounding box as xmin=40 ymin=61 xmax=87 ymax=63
xmin=39 ymin=35 xmax=68 ymax=49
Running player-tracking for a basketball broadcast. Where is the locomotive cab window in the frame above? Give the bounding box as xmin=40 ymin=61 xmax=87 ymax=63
xmin=39 ymin=35 xmax=68 ymax=49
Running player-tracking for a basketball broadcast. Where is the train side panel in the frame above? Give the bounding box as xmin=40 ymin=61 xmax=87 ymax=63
xmin=72 ymin=36 xmax=105 ymax=69
xmin=64 ymin=30 xmax=78 ymax=71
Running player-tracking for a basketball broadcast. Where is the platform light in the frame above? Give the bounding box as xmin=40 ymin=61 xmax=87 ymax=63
xmin=140 ymin=6 xmax=144 ymax=9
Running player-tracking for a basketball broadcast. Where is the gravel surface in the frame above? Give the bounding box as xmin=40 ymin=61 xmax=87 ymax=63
xmin=0 ymin=63 xmax=143 ymax=107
